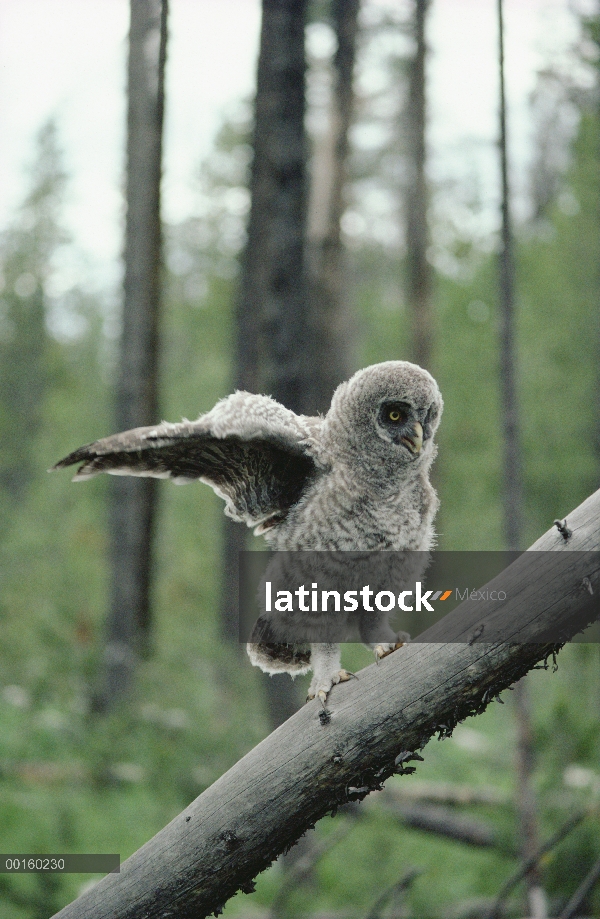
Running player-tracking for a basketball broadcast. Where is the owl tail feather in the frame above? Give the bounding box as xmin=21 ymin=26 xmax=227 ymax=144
xmin=246 ymin=615 xmax=312 ymax=676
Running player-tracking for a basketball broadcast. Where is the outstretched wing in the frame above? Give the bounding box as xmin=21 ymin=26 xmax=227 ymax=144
xmin=52 ymin=392 xmax=322 ymax=529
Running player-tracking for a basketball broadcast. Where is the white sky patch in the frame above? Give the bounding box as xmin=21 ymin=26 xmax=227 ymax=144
xmin=428 ymin=0 xmax=582 ymax=225
xmin=0 ymin=0 xmax=584 ymax=290
xmin=0 ymin=0 xmax=261 ymax=287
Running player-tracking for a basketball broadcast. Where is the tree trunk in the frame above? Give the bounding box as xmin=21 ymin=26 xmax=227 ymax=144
xmin=406 ymin=0 xmax=432 ymax=371
xmin=513 ymin=677 xmax=545 ymax=916
xmin=306 ymin=0 xmax=360 ymax=413
xmin=96 ymin=0 xmax=168 ymax=710
xmin=497 ymin=0 xmax=522 ymax=553
xmin=220 ymin=0 xmax=310 ymax=726
xmin=50 ymin=487 xmax=600 ymax=919
xmin=243 ymin=0 xmax=310 ymax=411
xmin=497 ymin=2 xmax=544 ymax=915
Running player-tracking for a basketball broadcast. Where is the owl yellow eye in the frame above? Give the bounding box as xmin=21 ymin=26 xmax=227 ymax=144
xmin=379 ymin=401 xmax=410 ymax=428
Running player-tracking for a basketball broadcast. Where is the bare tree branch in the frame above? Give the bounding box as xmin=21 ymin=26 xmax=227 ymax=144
xmin=484 ymin=811 xmax=587 ymax=919
xmin=51 ymin=489 xmax=600 ymax=919
xmin=364 ymin=866 xmax=422 ymax=919
xmin=334 ymin=793 xmax=503 ymax=864
xmin=267 ymin=821 xmax=353 ymax=919
xmin=379 ymin=782 xmax=511 ymax=808
xmin=558 ymin=853 xmax=600 ymax=919
xmin=380 ymin=798 xmax=504 ymax=851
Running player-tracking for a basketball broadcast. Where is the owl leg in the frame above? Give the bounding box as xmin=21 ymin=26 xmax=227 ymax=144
xmin=306 ymin=643 xmax=357 ymax=706
xmin=359 ymin=614 xmax=410 ymax=664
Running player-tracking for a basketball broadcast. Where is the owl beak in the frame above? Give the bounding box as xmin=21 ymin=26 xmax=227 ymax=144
xmin=401 ymin=421 xmax=423 ymax=455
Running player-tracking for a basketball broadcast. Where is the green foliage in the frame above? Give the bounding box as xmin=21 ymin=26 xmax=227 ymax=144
xmin=0 ymin=120 xmax=67 ymax=507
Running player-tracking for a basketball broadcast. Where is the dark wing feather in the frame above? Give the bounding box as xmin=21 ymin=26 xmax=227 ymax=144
xmin=52 ymin=422 xmax=317 ymax=527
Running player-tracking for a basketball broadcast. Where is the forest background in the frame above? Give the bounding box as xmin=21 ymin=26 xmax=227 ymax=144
xmin=0 ymin=1 xmax=599 ymax=917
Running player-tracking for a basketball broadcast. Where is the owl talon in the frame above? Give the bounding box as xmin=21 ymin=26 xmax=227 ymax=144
xmin=338 ymin=669 xmax=358 ymax=682
xmin=374 ymin=640 xmax=407 ymax=663
xmin=306 ymin=668 xmax=357 ymax=705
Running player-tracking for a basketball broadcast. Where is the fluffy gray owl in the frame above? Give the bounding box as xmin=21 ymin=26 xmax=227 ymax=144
xmin=53 ymin=361 xmax=443 ymax=704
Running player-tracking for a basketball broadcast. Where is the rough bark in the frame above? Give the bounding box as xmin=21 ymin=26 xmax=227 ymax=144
xmin=51 ymin=488 xmax=600 ymax=919
xmin=306 ymin=0 xmax=360 ymax=413
xmin=406 ymin=0 xmax=432 ymax=371
xmin=96 ymin=0 xmax=168 ymax=708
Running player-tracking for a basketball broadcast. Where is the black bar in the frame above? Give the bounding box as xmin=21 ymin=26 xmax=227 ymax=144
xmin=0 ymin=855 xmax=120 ymax=873
xmin=239 ymin=550 xmax=600 ymax=643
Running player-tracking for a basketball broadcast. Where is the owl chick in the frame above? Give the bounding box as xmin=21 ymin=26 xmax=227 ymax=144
xmin=53 ymin=361 xmax=443 ymax=704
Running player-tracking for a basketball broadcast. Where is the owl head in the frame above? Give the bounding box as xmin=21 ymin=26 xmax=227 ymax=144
xmin=323 ymin=361 xmax=443 ymax=481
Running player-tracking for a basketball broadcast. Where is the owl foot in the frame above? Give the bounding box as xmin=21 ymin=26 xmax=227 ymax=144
xmin=374 ymin=633 xmax=410 ymax=664
xmin=306 ymin=670 xmax=357 ymax=707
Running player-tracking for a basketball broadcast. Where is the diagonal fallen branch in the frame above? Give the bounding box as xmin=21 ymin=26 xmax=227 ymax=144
xmin=484 ymin=811 xmax=587 ymax=919
xmin=379 ymin=797 xmax=504 ymax=851
xmin=266 ymin=820 xmax=353 ymax=919
xmin=558 ymin=852 xmax=600 ymax=919
xmin=377 ymin=781 xmax=512 ymax=807
xmin=364 ymin=866 xmax=423 ymax=919
xmin=51 ymin=489 xmax=600 ymax=919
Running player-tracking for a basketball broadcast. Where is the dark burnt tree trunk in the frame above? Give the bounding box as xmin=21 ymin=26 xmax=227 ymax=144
xmin=497 ymin=0 xmax=522 ymax=553
xmin=306 ymin=0 xmax=360 ymax=413
xmin=96 ymin=0 xmax=168 ymax=710
xmin=220 ymin=0 xmax=310 ymax=726
xmin=593 ymin=3 xmax=600 ymax=491
xmin=406 ymin=0 xmax=432 ymax=371
xmin=220 ymin=0 xmax=361 ymax=648
xmin=247 ymin=0 xmax=311 ymax=408
xmin=497 ymin=2 xmax=544 ymax=916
